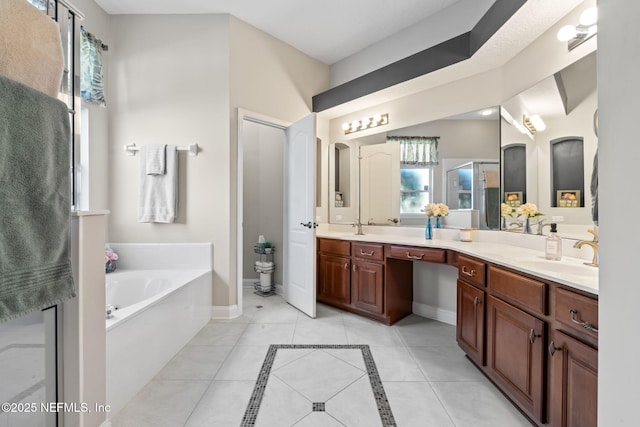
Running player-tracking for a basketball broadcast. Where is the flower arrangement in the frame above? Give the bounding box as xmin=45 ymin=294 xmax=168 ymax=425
xmin=425 ymin=203 xmax=449 ymax=217
xmin=516 ymin=202 xmax=543 ymax=218
xmin=501 ymin=203 xmax=515 ymax=217
xmin=105 ymin=248 xmax=118 ymax=273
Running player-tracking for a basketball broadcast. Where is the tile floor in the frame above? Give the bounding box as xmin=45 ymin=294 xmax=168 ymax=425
xmin=111 ymin=289 xmax=533 ymax=427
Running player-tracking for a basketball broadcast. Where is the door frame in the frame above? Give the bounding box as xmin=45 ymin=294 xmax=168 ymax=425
xmin=236 ymin=108 xmax=290 ymax=316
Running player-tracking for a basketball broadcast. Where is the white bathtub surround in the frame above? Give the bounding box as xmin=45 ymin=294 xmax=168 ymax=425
xmin=106 ymin=242 xmax=213 ymax=270
xmin=105 ymin=243 xmax=212 ymax=419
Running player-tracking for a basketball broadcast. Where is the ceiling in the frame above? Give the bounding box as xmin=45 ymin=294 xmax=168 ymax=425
xmin=93 ymin=0 xmax=464 ymax=65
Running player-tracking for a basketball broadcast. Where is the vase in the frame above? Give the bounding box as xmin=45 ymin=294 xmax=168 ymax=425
xmin=435 ymin=217 xmax=441 ymax=228
xmin=501 ymin=216 xmax=507 ymax=230
xmin=523 ymin=217 xmax=531 ymax=234
xmin=425 ymin=217 xmax=433 ymax=240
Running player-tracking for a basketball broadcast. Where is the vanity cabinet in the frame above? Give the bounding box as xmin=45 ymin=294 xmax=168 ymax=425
xmin=548 ymin=330 xmax=598 ymax=427
xmin=317 ymin=239 xmax=351 ymax=307
xmin=549 ymin=288 xmax=598 ymax=427
xmin=456 ymin=255 xmax=487 ymax=366
xmin=352 ymin=243 xmax=385 ymax=315
xmin=456 ymin=279 xmax=485 ymax=365
xmin=454 ymin=261 xmax=598 ymax=427
xmin=486 ymin=294 xmax=545 ymax=421
xmin=316 ymin=238 xmax=428 ymax=324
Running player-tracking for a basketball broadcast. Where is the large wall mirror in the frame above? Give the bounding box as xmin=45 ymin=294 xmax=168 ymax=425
xmin=328 ymin=108 xmax=501 ymax=230
xmin=500 ymin=51 xmax=597 ymax=238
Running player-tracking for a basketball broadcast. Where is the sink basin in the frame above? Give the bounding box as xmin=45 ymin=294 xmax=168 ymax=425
xmin=515 ymin=259 xmax=597 ymax=279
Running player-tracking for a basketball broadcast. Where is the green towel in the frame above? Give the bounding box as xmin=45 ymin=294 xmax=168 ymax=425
xmin=0 ymin=74 xmax=75 ymax=323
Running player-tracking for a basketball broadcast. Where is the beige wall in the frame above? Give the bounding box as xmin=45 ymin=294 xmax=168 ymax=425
xmin=107 ymin=14 xmax=232 ymax=304
xmin=228 ymin=16 xmax=329 ymax=304
xmin=106 ymin=14 xmax=329 ymax=307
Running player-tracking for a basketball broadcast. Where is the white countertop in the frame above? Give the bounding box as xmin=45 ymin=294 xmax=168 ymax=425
xmin=316 ymin=226 xmax=599 ymax=296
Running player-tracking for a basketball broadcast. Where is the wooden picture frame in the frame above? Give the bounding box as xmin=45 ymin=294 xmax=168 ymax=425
xmin=504 ymin=191 xmax=523 ymax=207
xmin=557 ymin=190 xmax=581 ymax=208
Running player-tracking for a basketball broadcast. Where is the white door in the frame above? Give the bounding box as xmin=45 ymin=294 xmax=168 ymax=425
xmin=284 ymin=114 xmax=316 ymax=318
xmin=360 ymin=142 xmax=400 ymax=224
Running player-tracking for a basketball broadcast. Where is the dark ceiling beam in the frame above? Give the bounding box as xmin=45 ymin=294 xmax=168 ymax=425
xmin=312 ymin=0 xmax=527 ymax=113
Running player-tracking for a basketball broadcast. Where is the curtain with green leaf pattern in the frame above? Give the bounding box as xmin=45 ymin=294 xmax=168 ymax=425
xmin=80 ymin=27 xmax=106 ymax=106
xmin=387 ymin=136 xmax=439 ymax=166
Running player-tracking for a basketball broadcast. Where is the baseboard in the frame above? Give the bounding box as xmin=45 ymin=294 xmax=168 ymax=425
xmin=412 ymin=302 xmax=456 ymax=326
xmin=274 ymin=283 xmax=283 ymax=296
xmin=211 ymin=305 xmax=240 ymax=320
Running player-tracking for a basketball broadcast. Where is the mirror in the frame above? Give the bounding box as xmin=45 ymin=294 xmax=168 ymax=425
xmin=500 ymin=51 xmax=597 ymax=238
xmin=329 ymin=108 xmax=501 ymax=229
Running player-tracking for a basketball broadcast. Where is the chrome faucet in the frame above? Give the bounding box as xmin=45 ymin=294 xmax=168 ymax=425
xmin=573 ymin=228 xmax=599 ymax=267
xmin=536 ymin=220 xmax=551 ymax=235
xmin=352 ymin=220 xmax=365 ymax=235
xmin=367 ymin=218 xmax=375 ymax=225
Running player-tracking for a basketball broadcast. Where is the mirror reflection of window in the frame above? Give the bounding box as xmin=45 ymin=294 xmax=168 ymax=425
xmin=400 ymin=166 xmax=432 ymax=214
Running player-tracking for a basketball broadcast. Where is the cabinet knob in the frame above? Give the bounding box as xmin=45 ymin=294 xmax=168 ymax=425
xmin=344 ymin=263 xmax=349 ymax=270
xmin=360 ymin=249 xmax=375 ymax=256
xmin=353 ymin=264 xmax=357 ymax=272
xmin=548 ymin=341 xmax=562 ymax=356
xmin=528 ymin=328 xmax=540 ymax=344
xmin=473 ymin=296 xmax=480 ymax=307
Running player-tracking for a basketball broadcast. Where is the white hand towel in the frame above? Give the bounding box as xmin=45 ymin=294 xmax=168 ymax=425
xmin=145 ymin=144 xmax=166 ymax=175
xmin=138 ymin=145 xmax=177 ymax=223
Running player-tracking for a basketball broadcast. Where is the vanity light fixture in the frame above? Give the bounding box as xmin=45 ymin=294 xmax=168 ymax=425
xmin=557 ymin=7 xmax=597 ymax=51
xmin=342 ymin=113 xmax=389 ymax=135
xmin=523 ymin=114 xmax=546 ymax=134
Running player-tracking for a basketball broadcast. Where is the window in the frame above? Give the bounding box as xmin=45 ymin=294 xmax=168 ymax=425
xmin=388 ymin=135 xmax=439 ymax=218
xmin=400 ymin=165 xmax=433 ymax=214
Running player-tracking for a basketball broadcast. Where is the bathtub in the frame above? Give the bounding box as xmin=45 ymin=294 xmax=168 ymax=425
xmin=105 ymin=243 xmax=212 ymax=419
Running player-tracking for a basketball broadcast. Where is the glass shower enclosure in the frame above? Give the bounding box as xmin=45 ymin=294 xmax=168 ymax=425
xmin=446 ymin=161 xmax=500 ymax=230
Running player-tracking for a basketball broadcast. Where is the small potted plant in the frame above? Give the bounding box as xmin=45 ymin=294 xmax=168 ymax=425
xmin=263 ymin=242 xmax=273 ymax=253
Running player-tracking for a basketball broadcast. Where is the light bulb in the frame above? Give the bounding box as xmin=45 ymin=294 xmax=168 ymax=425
xmin=361 ymin=118 xmax=370 ymax=128
xmin=557 ymin=24 xmax=577 ymax=42
xmin=580 ymin=7 xmax=598 ymax=26
xmin=342 ymin=122 xmax=350 ymax=131
xmin=373 ymin=114 xmax=382 ymax=123
xmin=529 ymin=115 xmax=546 ymax=132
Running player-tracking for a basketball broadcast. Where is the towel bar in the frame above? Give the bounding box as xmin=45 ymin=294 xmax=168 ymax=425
xmin=124 ymin=143 xmax=198 ymax=156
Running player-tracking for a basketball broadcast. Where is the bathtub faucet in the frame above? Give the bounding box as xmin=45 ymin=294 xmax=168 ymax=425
xmin=106 ymin=304 xmax=117 ymax=319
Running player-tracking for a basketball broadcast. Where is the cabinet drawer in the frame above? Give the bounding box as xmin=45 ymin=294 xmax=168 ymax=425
xmin=389 ymin=245 xmax=446 ymax=263
xmin=555 ymin=288 xmax=598 ymax=339
xmin=488 ymin=266 xmax=546 ymax=315
xmin=458 ymin=256 xmax=486 ymax=288
xmin=318 ymin=238 xmax=350 ymax=256
xmin=352 ymin=242 xmax=384 ymax=262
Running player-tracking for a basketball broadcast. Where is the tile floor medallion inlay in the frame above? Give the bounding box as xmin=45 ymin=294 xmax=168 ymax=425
xmin=241 ymin=344 xmax=397 ymax=427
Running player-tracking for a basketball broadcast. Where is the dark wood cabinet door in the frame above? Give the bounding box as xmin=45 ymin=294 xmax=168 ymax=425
xmin=549 ymin=330 xmax=598 ymax=427
xmin=456 ymin=279 xmax=485 ymax=365
xmin=487 ymin=295 xmax=545 ymax=422
xmin=317 ymin=254 xmax=351 ymax=306
xmin=352 ymin=260 xmax=384 ymax=315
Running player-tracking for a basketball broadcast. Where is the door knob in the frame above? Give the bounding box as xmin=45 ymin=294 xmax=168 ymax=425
xmin=300 ymin=222 xmax=312 ymax=228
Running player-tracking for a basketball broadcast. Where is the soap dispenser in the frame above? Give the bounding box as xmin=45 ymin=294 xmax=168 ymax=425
xmin=545 ymin=223 xmax=562 ymax=261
